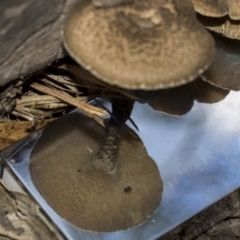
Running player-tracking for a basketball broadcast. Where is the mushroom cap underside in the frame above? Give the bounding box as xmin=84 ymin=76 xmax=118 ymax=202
xmin=197 ymin=14 xmax=240 ymax=40
xmin=63 ymin=0 xmax=214 ymax=90
xmin=30 ymin=113 xmax=163 ymax=232
xmin=201 ymin=34 xmax=240 ymax=90
xmin=145 ymin=77 xmax=229 ymax=116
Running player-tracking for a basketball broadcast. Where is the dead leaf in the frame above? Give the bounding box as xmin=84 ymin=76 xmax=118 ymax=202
xmin=0 ymin=119 xmax=55 ymax=151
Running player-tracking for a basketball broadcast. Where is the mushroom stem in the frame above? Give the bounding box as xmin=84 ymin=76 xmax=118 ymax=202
xmin=92 ymin=98 xmax=134 ymax=173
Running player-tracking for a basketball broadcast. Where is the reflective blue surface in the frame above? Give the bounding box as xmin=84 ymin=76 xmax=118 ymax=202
xmin=1 ymin=91 xmax=240 ymax=240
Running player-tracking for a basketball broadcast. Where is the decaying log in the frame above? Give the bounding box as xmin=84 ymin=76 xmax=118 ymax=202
xmin=0 ymin=0 xmax=79 ymax=87
xmin=0 ymin=179 xmax=64 ymax=240
xmin=0 ymin=81 xmax=23 ymax=116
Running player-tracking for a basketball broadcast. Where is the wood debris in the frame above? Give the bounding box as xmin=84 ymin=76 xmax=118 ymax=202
xmin=0 ymin=179 xmax=64 ymax=240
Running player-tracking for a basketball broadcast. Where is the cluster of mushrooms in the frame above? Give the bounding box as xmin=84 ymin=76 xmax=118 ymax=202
xmin=30 ymin=0 xmax=240 ymax=233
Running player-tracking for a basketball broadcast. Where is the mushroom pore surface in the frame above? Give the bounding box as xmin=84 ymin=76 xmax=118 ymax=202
xmin=30 ymin=113 xmax=163 ymax=232
xmin=63 ymin=0 xmax=214 ymax=90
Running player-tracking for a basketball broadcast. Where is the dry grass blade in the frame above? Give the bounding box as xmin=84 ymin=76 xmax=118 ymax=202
xmin=14 ymin=95 xmax=69 ymax=120
xmin=17 ymin=95 xmax=69 ymax=110
xmin=17 ymin=95 xmax=60 ymax=105
xmin=16 ymin=105 xmax=53 ymax=118
xmin=12 ymin=110 xmax=34 ymax=121
xmin=44 ymin=73 xmax=82 ymax=93
xmin=45 ymin=73 xmax=81 ymax=86
xmin=39 ymin=77 xmax=83 ymax=96
xmin=30 ymin=82 xmax=107 ymax=126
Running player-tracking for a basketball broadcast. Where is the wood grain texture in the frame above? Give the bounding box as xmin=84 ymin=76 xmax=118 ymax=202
xmin=160 ymin=190 xmax=240 ymax=240
xmin=0 ymin=0 xmax=79 ymax=87
xmin=0 ymin=180 xmax=64 ymax=240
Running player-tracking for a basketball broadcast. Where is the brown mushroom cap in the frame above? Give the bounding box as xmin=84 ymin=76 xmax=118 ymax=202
xmin=192 ymin=0 xmax=240 ymax=20
xmin=30 ymin=114 xmax=163 ymax=232
xmin=197 ymin=14 xmax=240 ymax=40
xmin=147 ymin=77 xmax=229 ymax=116
xmin=201 ymin=34 xmax=240 ymax=90
xmin=63 ymin=0 xmax=214 ymax=90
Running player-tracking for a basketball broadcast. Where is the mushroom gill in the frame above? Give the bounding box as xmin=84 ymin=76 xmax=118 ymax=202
xmin=193 ymin=0 xmax=240 ymax=40
xmin=133 ymin=77 xmax=229 ymax=116
xmin=197 ymin=14 xmax=240 ymax=40
xmin=30 ymin=106 xmax=163 ymax=232
xmin=201 ymin=34 xmax=240 ymax=90
xmin=192 ymin=0 xmax=240 ymax=20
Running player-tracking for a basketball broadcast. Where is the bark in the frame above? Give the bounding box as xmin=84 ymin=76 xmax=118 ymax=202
xmin=0 ymin=0 xmax=79 ymax=87
xmin=0 ymin=180 xmax=64 ymax=240
xmin=160 ymin=190 xmax=240 ymax=240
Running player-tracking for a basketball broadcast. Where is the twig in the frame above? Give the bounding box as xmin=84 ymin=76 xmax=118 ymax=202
xmin=12 ymin=110 xmax=34 ymax=121
xmin=29 ymin=82 xmax=107 ymax=126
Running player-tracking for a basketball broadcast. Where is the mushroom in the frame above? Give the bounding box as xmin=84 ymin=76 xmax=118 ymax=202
xmin=197 ymin=14 xmax=240 ymax=40
xmin=191 ymin=2 xmax=240 ymax=89
xmin=192 ymin=0 xmax=240 ymax=20
xmin=63 ymin=0 xmax=214 ymax=90
xmin=201 ymin=34 xmax=240 ymax=90
xmin=135 ymin=77 xmax=229 ymax=116
xmin=30 ymin=110 xmax=163 ymax=232
xmin=192 ymin=0 xmax=240 ymax=40
xmin=61 ymin=63 xmax=229 ymax=116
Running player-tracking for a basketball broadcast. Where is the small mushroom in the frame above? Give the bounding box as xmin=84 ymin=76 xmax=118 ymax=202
xmin=63 ymin=0 xmax=214 ymax=90
xmin=30 ymin=108 xmax=163 ymax=232
xmin=145 ymin=77 xmax=229 ymax=116
xmin=192 ymin=0 xmax=240 ymax=20
xmin=201 ymin=34 xmax=240 ymax=90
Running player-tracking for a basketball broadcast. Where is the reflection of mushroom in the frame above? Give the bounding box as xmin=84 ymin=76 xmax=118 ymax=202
xmin=63 ymin=0 xmax=214 ymax=90
xmin=192 ymin=0 xmax=240 ymax=20
xmin=134 ymin=77 xmax=229 ymax=116
xmin=201 ymin=34 xmax=240 ymax=90
xmin=30 ymin=113 xmax=163 ymax=232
